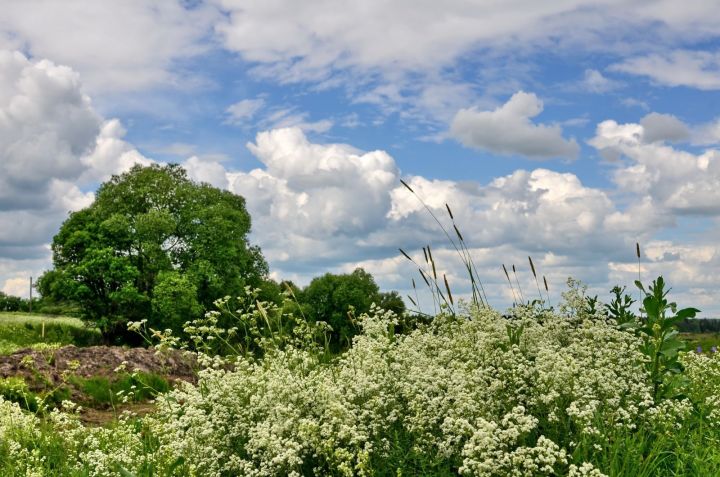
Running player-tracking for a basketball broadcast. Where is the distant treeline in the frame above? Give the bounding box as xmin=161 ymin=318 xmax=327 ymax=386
xmin=0 ymin=291 xmax=79 ymax=316
xmin=678 ymin=318 xmax=720 ymax=333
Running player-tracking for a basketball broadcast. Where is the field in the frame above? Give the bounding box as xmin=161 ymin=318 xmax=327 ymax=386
xmin=0 ymin=312 xmax=100 ymax=355
xmin=680 ymin=332 xmax=720 ymax=352
xmin=0 ymin=313 xmax=194 ymax=426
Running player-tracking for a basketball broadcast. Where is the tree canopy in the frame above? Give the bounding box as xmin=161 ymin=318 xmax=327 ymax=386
xmin=39 ymin=164 xmax=268 ymax=342
xmin=299 ymin=268 xmax=405 ymax=350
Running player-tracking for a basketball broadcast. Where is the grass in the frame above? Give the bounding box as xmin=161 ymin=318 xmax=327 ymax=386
xmin=71 ymin=372 xmax=171 ymax=408
xmin=681 ymin=332 xmax=720 ymax=352
xmin=0 ymin=312 xmax=101 ymax=355
xmin=0 ymin=376 xmax=71 ymax=413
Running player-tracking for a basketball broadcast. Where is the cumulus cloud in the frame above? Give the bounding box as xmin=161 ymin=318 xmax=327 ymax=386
xmin=0 ymin=1 xmax=217 ymax=92
xmin=183 ymin=156 xmax=230 ymax=189
xmin=450 ymin=92 xmax=579 ymax=159
xmin=170 ymin=127 xmax=675 ymax=311
xmin=231 ymin=128 xmax=398 ymax=252
xmin=0 ymin=50 xmax=152 ymax=293
xmin=612 ymin=50 xmax=720 ymax=90
xmin=590 ymin=116 xmax=720 ymax=216
xmin=80 ymin=119 xmax=154 ymax=182
xmin=640 ymin=112 xmax=690 ymax=143
xmin=0 ymin=51 xmax=99 ymax=210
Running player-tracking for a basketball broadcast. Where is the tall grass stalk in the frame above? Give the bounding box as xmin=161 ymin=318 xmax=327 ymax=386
xmin=528 ymin=256 xmax=544 ymax=303
xmin=543 ymin=275 xmax=551 ymax=308
xmin=399 ymin=248 xmax=453 ymax=314
xmin=398 ymin=180 xmax=488 ymax=309
xmin=502 ymin=264 xmax=519 ymax=306
xmin=512 ymin=264 xmax=525 ymax=304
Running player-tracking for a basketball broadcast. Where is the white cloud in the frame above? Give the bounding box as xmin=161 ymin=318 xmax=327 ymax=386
xmin=209 ymin=0 xmax=720 ymax=127
xmin=582 ymin=69 xmax=622 ymax=93
xmin=0 ymin=50 xmax=152 ymax=290
xmin=0 ymin=1 xmax=217 ymax=92
xmin=262 ymin=108 xmax=334 ymax=134
xmin=234 ymin=128 xmax=398 ymax=241
xmin=693 ymin=118 xmax=720 ymax=145
xmin=225 ymin=98 xmax=265 ymax=124
xmin=213 ymin=1 xmax=720 ymax=82
xmin=450 ymin=92 xmax=579 ymax=159
xmin=80 ymin=119 xmax=154 ymax=183
xmin=0 ymin=50 xmax=99 ymax=210
xmin=2 ymin=277 xmax=31 ymax=299
xmin=621 ymin=98 xmax=650 ymax=111
xmin=163 ymin=125 xmax=718 ymax=314
xmin=175 ymin=127 xmax=669 ymax=310
xmin=590 ymin=117 xmax=720 ymax=216
xmin=612 ymin=50 xmax=720 ymax=90
xmin=183 ymin=156 xmax=230 ymax=189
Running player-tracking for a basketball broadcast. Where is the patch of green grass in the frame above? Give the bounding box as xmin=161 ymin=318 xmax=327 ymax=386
xmin=681 ymin=332 xmax=720 ymax=352
xmin=72 ymin=372 xmax=171 ymax=407
xmin=0 ymin=312 xmax=100 ymax=355
xmin=0 ymin=376 xmax=71 ymax=413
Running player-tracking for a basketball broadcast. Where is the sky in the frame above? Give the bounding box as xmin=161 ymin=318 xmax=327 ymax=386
xmin=1 ymin=0 xmax=720 ymax=315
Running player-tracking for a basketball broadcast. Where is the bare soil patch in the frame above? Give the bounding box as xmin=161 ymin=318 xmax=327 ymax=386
xmin=0 ymin=345 xmax=197 ymax=425
xmin=0 ymin=345 xmax=196 ymax=385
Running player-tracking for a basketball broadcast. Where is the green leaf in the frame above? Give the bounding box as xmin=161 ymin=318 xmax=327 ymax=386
xmin=675 ymin=307 xmax=701 ymax=320
xmin=643 ymin=297 xmax=660 ymax=321
xmin=168 ymin=456 xmax=186 ymax=473
xmin=116 ymin=466 xmax=136 ymax=477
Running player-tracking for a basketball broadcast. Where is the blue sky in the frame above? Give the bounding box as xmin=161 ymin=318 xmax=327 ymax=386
xmin=1 ymin=0 xmax=720 ymax=314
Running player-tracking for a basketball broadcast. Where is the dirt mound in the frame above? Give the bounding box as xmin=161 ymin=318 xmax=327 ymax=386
xmin=0 ymin=345 xmax=197 ymax=386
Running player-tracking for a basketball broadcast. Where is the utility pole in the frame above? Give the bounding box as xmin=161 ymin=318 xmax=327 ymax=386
xmin=29 ymin=276 xmax=33 ymax=313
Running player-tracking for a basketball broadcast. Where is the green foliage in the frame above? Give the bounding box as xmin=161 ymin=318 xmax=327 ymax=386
xmin=2 ymin=278 xmax=720 ymax=475
xmin=41 ymin=164 xmax=269 ymax=343
xmin=300 ymin=268 xmax=405 ymax=351
xmin=151 ymin=271 xmax=203 ymax=334
xmin=0 ymin=292 xmax=29 ymax=312
xmin=73 ymin=372 xmax=170 ymax=408
xmin=0 ymin=376 xmax=71 ymax=414
xmin=628 ymin=276 xmax=700 ymax=400
xmin=678 ymin=317 xmax=720 ymax=333
xmin=0 ymin=313 xmax=100 ymax=355
xmin=605 ymin=285 xmax=636 ymax=326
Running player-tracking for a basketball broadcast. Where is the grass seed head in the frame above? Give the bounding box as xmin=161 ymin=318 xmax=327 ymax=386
xmin=453 ymin=224 xmax=464 ymax=242
xmin=400 ymin=179 xmax=414 ymax=193
xmin=445 ymin=203 xmax=454 ymax=220
xmin=443 ymin=274 xmax=453 ymax=305
xmin=528 ymin=256 xmax=537 ymax=278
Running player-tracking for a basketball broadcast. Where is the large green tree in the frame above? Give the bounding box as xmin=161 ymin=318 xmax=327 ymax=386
xmin=40 ymin=164 xmax=268 ymax=342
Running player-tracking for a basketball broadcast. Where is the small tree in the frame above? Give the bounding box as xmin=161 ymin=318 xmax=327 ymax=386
xmin=300 ymin=268 xmax=405 ymax=350
xmin=40 ymin=164 xmax=269 ymax=343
